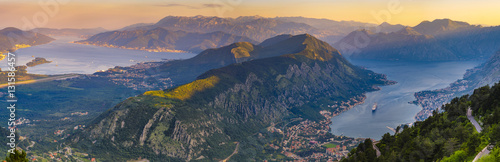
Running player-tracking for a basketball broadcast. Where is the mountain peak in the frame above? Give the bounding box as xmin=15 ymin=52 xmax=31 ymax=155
xmin=380 ymin=22 xmax=392 ymax=26
xmin=396 ymin=26 xmax=422 ymax=35
xmin=282 ymin=34 xmax=340 ymax=61
xmin=413 ymin=18 xmax=478 ymax=35
xmin=0 ymin=27 xmax=23 ymax=35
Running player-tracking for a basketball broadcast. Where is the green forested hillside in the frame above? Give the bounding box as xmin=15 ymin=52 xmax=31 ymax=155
xmin=343 ymin=83 xmax=500 ymax=162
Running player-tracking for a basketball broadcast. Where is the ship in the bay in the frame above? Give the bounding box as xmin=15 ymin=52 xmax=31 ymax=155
xmin=372 ymin=102 xmax=378 ymax=112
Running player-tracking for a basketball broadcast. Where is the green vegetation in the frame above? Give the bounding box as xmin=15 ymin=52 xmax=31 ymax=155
xmin=144 ymin=75 xmax=220 ymax=100
xmin=322 ymin=143 xmax=337 ymax=148
xmin=0 ymin=66 xmax=48 ymax=84
xmin=342 ymin=82 xmax=500 ymax=162
xmin=4 ymin=149 xmax=29 ymax=162
xmin=230 ymin=42 xmax=254 ymax=58
xmin=477 ymin=147 xmax=500 ymax=162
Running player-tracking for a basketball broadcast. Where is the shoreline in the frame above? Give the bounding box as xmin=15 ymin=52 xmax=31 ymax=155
xmin=0 ymin=74 xmax=79 ymax=88
xmin=72 ymin=41 xmax=189 ymax=53
xmin=0 ymin=40 xmax=56 ymax=61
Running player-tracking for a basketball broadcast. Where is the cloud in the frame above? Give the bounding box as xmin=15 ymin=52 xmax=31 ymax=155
xmin=153 ymin=3 xmax=225 ymax=9
xmin=202 ymin=4 xmax=224 ymax=8
xmin=154 ymin=3 xmax=200 ymax=9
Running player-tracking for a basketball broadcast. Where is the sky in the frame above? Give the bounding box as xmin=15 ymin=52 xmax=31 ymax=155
xmin=0 ymin=0 xmax=499 ymax=30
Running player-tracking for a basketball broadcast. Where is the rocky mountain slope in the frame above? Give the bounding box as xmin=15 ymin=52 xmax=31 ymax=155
xmin=69 ymin=34 xmax=393 ymax=161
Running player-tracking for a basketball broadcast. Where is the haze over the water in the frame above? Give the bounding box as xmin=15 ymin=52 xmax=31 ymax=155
xmin=0 ymin=0 xmax=499 ymax=30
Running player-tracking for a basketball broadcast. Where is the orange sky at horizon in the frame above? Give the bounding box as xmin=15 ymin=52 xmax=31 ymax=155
xmin=0 ymin=0 xmax=499 ymax=30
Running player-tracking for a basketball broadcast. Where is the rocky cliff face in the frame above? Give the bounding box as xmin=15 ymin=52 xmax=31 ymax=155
xmin=69 ymin=34 xmax=392 ymax=161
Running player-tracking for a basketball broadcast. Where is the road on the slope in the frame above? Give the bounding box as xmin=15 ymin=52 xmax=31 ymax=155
xmin=473 ymin=146 xmax=491 ymax=162
xmin=468 ymin=108 xmax=493 ymax=162
xmin=372 ymin=141 xmax=381 ymax=157
xmin=221 ymin=142 xmax=239 ymax=162
xmin=467 ymin=108 xmax=482 ymax=133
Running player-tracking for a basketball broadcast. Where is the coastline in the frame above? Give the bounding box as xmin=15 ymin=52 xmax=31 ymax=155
xmin=0 ymin=40 xmax=56 ymax=61
xmin=72 ymin=41 xmax=189 ymax=53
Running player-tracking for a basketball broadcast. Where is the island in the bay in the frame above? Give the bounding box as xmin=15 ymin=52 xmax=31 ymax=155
xmin=26 ymin=57 xmax=52 ymax=67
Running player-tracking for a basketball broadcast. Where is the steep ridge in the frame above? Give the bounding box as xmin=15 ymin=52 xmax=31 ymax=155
xmin=69 ymin=34 xmax=393 ymax=161
xmin=74 ymin=28 xmax=257 ymax=53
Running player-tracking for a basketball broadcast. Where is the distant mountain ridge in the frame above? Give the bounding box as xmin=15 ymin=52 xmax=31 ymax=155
xmin=334 ymin=19 xmax=500 ymax=61
xmin=118 ymin=15 xmax=376 ymax=43
xmin=371 ymin=22 xmax=405 ymax=33
xmin=413 ymin=19 xmax=480 ymax=35
xmin=75 ymin=27 xmax=258 ymax=53
xmin=79 ymin=15 xmax=379 ymax=54
xmin=334 ymin=27 xmax=455 ymax=61
xmin=31 ymin=27 xmax=107 ymax=38
xmin=69 ymin=34 xmax=393 ymax=161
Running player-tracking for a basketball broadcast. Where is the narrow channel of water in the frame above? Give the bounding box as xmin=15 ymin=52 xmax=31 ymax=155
xmin=330 ymin=60 xmax=482 ymax=140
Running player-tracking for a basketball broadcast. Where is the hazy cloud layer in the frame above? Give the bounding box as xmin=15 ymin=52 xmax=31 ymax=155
xmin=155 ymin=3 xmax=224 ymax=9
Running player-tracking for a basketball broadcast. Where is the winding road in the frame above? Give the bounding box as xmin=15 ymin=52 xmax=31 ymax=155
xmin=468 ymin=108 xmax=492 ymax=162
xmin=467 ymin=108 xmax=482 ymax=133
xmin=221 ymin=142 xmax=239 ymax=162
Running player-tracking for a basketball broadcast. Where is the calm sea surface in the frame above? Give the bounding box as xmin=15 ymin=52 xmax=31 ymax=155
xmin=0 ymin=36 xmax=196 ymax=75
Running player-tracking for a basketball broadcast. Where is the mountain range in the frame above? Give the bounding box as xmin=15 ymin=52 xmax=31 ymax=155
xmin=93 ymin=15 xmax=377 ymax=45
xmin=69 ymin=34 xmax=393 ymax=161
xmin=334 ymin=19 xmax=500 ymax=61
xmin=75 ymin=27 xmax=257 ymax=53
xmin=78 ymin=16 xmax=424 ymax=55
